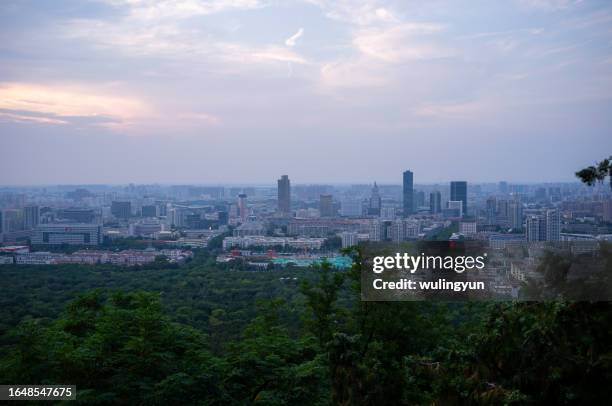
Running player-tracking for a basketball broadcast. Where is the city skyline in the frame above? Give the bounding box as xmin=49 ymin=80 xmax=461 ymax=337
xmin=2 ymin=0 xmax=612 ymax=185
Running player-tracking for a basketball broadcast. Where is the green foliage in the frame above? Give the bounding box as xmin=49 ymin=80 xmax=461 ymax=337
xmin=1 ymin=246 xmax=611 ymax=404
xmin=0 ymin=291 xmax=226 ymax=405
xmin=576 ymin=156 xmax=612 ymax=189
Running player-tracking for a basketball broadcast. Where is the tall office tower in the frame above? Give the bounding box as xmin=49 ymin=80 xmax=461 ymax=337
xmin=450 ymin=181 xmax=468 ymax=217
xmin=1 ymin=209 xmax=24 ymax=233
xmin=526 ymin=215 xmax=544 ymax=242
xmin=1 ymin=209 xmax=24 ymax=240
xmin=508 ymin=200 xmax=523 ymax=230
xmin=414 ymin=191 xmax=425 ymax=208
xmin=499 ymin=181 xmax=508 ymax=194
xmin=368 ymin=182 xmax=381 ymax=215
xmin=403 ymin=170 xmax=414 ymax=217
xmin=429 ymin=191 xmax=441 ymax=214
xmin=486 ymin=197 xmax=497 ymax=225
xmin=319 ymin=194 xmax=334 ymax=217
xmin=545 ymin=209 xmax=560 ymax=241
xmin=237 ymin=193 xmax=248 ymax=222
xmin=111 ymin=201 xmax=131 ymax=219
xmin=526 ymin=210 xmax=560 ymax=241
xmin=277 ymin=175 xmax=291 ymax=215
xmin=23 ymin=205 xmax=39 ymax=229
xmin=168 ymin=207 xmax=183 ymax=227
xmin=368 ymin=220 xmax=383 ymax=241
xmin=496 ymin=199 xmax=509 ymax=219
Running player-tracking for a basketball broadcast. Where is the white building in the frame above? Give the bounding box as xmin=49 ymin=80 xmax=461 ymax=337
xmin=340 ymin=231 xmax=359 ymax=248
xmin=222 ymin=236 xmax=325 ymax=250
xmin=459 ymin=221 xmax=477 ymax=236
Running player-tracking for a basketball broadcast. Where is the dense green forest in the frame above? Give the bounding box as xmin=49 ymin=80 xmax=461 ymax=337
xmin=1 ymin=245 xmax=611 ymax=405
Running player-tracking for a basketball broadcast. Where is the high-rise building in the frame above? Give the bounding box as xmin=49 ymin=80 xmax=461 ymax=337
xmin=237 ymin=193 xmax=248 ymax=222
xmin=23 ymin=205 xmax=39 ymax=229
xmin=368 ymin=182 xmax=381 ymax=216
xmin=368 ymin=220 xmax=383 ymax=241
xmin=499 ymin=181 xmax=508 ymax=194
xmin=508 ymin=200 xmax=523 ymax=230
xmin=430 ymin=191 xmax=441 ymax=214
xmin=1 ymin=209 xmax=24 ymax=234
xmin=526 ymin=215 xmax=545 ymax=242
xmin=277 ymin=175 xmax=291 ymax=215
xmin=403 ymin=170 xmax=414 ymax=217
xmin=545 ymin=209 xmax=560 ymax=241
xmin=525 ymin=209 xmax=560 ymax=241
xmin=486 ymin=197 xmax=497 ymax=225
xmin=450 ymin=181 xmax=468 ymax=217
xmin=111 ymin=201 xmax=131 ymax=219
xmin=414 ymin=191 xmax=425 ymax=208
xmin=319 ymin=194 xmax=334 ymax=217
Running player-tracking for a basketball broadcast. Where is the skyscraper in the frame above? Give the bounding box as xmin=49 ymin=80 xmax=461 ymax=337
xmin=525 ymin=209 xmax=559 ymax=241
xmin=486 ymin=197 xmax=497 ymax=225
xmin=403 ymin=170 xmax=414 ymax=217
xmin=1 ymin=209 xmax=24 ymax=234
xmin=545 ymin=209 xmax=560 ymax=241
xmin=319 ymin=194 xmax=334 ymax=217
xmin=450 ymin=181 xmax=467 ymax=217
xmin=237 ymin=193 xmax=248 ymax=222
xmin=23 ymin=205 xmax=39 ymax=229
xmin=430 ymin=191 xmax=441 ymax=214
xmin=508 ymin=200 xmax=523 ymax=230
xmin=368 ymin=182 xmax=381 ymax=216
xmin=277 ymin=175 xmax=291 ymax=216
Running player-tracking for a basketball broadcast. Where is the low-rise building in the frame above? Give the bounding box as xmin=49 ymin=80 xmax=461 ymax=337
xmin=223 ymin=236 xmax=325 ymax=250
xmin=32 ymin=223 xmax=103 ymax=246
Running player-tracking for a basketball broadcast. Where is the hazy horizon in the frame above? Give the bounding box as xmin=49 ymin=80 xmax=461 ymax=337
xmin=2 ymin=0 xmax=612 ymax=185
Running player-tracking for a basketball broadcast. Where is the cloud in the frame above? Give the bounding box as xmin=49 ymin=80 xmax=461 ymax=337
xmin=100 ymin=0 xmax=268 ymax=20
xmin=517 ymin=0 xmax=581 ymax=10
xmin=0 ymin=82 xmax=148 ymax=124
xmin=285 ymin=28 xmax=304 ymax=47
xmin=0 ymin=82 xmax=221 ymax=135
xmin=307 ymin=1 xmax=397 ymax=26
xmin=353 ymin=23 xmax=452 ymax=63
xmin=62 ymin=14 xmax=309 ymax=71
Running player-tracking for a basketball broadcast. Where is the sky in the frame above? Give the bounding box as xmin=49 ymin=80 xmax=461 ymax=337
xmin=1 ymin=0 xmax=611 ymax=185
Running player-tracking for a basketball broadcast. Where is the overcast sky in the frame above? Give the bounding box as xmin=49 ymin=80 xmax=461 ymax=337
xmin=1 ymin=0 xmax=611 ymax=185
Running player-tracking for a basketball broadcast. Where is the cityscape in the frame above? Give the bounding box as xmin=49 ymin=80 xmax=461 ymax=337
xmin=1 ymin=0 xmax=612 ymax=402
xmin=2 ymin=172 xmax=611 ymax=282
